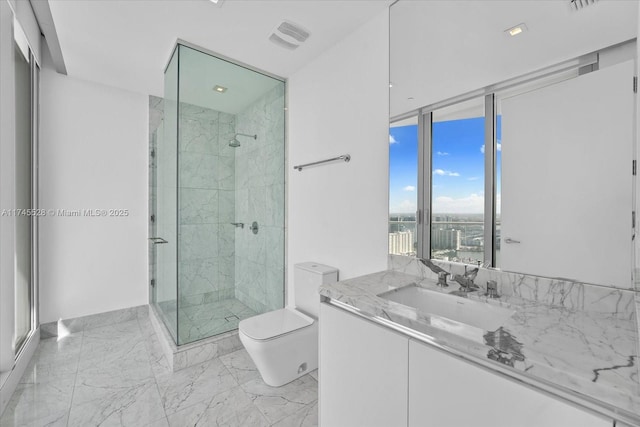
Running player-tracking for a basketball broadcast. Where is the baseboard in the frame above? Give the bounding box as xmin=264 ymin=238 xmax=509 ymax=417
xmin=40 ymin=305 xmax=148 ymax=338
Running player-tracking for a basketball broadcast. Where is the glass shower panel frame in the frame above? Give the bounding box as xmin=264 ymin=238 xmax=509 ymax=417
xmin=153 ymin=46 xmax=179 ymax=343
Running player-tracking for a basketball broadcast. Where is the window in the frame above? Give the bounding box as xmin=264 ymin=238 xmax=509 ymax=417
xmin=389 ymin=117 xmax=418 ymax=257
xmin=431 ymin=98 xmax=486 ymax=264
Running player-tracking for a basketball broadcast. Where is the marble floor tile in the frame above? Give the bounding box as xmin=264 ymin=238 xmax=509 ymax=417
xmin=19 ymin=352 xmax=79 ymax=386
xmin=67 ymin=379 xmax=165 ymax=427
xmin=156 ymin=358 xmax=238 ymax=415
xmin=145 ymin=416 xmax=170 ymax=427
xmin=271 ymin=401 xmax=318 ymax=427
xmin=0 ymin=408 xmax=69 ymax=427
xmin=72 ymin=363 xmax=155 ymax=407
xmin=1 ymin=305 xmax=319 ymax=427
xmin=219 ymin=349 xmax=261 ymax=385
xmin=0 ymin=377 xmax=75 ymax=426
xmin=166 ymin=386 xmax=269 ymax=427
xmin=78 ymin=337 xmax=150 ymax=374
xmin=82 ymin=319 xmax=142 ymax=341
xmin=183 ymin=301 xmax=234 ymax=324
xmin=164 ymin=399 xmax=209 ymax=427
xmin=241 ymin=375 xmax=318 ymax=424
xmin=34 ymin=334 xmax=83 ymax=364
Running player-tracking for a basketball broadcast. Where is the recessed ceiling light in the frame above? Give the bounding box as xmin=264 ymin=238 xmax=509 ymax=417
xmin=213 ymin=85 xmax=227 ymax=93
xmin=505 ymin=23 xmax=528 ymax=37
xmin=208 ymin=0 xmax=225 ymax=7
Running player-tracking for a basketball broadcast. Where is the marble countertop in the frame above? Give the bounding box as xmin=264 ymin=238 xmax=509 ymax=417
xmin=319 ymin=270 xmax=640 ymax=425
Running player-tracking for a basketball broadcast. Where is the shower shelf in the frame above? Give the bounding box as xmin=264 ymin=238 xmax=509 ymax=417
xmin=293 ymin=154 xmax=351 ymax=172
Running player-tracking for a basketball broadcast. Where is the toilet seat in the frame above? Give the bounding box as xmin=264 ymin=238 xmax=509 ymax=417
xmin=239 ymin=307 xmax=314 ymax=341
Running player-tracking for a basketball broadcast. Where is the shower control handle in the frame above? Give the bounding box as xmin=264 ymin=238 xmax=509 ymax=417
xmin=250 ymin=221 xmax=259 ymax=235
xmin=149 ymin=237 xmax=168 ymax=244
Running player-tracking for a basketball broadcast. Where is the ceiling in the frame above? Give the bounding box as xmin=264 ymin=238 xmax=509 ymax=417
xmin=171 ymin=44 xmax=281 ymax=114
xmin=390 ymin=0 xmax=639 ymax=118
xmin=48 ymin=0 xmax=392 ymax=98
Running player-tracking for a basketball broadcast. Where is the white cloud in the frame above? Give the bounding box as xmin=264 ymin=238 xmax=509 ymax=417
xmin=433 ymin=193 xmax=484 ymax=214
xmin=480 ymin=143 xmax=502 ymax=154
xmin=436 ymin=151 xmax=449 ymax=156
xmin=389 ymin=135 xmax=398 ymax=144
xmin=433 ymin=169 xmax=460 ymax=177
xmin=403 ymin=185 xmax=416 ymax=192
xmin=467 ymin=177 xmax=479 ymax=181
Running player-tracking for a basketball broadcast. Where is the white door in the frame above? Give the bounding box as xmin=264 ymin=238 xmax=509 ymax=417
xmin=500 ymin=61 xmax=634 ymax=288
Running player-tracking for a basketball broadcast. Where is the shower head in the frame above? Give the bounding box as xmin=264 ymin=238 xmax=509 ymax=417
xmin=228 ymin=133 xmax=257 ymax=148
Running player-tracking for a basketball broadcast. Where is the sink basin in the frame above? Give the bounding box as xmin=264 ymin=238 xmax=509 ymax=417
xmin=378 ymin=284 xmax=515 ymax=331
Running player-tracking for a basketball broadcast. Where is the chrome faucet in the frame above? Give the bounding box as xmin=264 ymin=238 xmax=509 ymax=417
xmin=419 ymin=258 xmax=451 ymax=287
xmin=484 ymin=280 xmax=500 ymax=298
xmin=452 ymin=265 xmax=480 ymax=292
xmin=437 ymin=271 xmax=450 ymax=287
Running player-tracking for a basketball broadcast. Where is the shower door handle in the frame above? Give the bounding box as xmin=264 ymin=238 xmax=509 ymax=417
xmin=149 ymin=237 xmax=168 ymax=244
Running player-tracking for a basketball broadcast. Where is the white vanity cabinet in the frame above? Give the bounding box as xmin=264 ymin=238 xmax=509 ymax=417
xmin=408 ymin=339 xmax=610 ymax=427
xmin=319 ymin=303 xmax=409 ymax=427
xmin=319 ymin=302 xmax=614 ymax=427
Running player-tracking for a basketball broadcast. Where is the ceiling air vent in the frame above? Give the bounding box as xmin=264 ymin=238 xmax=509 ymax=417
xmin=570 ymin=0 xmax=598 ymax=11
xmin=269 ymin=20 xmax=310 ymax=50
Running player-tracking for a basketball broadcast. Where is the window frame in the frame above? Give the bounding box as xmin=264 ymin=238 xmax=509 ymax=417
xmin=405 ymin=51 xmax=601 ymax=267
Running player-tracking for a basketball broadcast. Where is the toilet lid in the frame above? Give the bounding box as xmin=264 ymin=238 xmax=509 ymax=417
xmin=239 ymin=307 xmax=314 ymax=341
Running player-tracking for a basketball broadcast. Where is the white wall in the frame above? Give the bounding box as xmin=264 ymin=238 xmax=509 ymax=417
xmin=287 ymin=9 xmax=389 ymax=303
xmin=390 ymin=1 xmax=638 ymax=118
xmin=39 ymin=56 xmax=148 ymax=323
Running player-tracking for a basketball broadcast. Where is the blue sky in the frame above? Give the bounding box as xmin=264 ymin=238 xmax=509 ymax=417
xmin=389 ymin=117 xmax=501 ymax=214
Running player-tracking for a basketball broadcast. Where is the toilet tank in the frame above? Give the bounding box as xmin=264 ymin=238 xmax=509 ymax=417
xmin=294 ymin=262 xmax=338 ymax=317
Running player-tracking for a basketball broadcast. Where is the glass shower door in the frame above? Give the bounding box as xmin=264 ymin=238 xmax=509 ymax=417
xmin=151 ymin=47 xmax=179 ymax=342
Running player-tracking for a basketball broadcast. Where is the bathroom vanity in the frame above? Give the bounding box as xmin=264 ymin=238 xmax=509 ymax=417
xmin=318 ymin=266 xmax=640 ymax=427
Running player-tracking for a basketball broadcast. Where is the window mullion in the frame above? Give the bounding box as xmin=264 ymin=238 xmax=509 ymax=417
xmin=417 ymin=111 xmax=432 ymax=259
xmin=484 ymin=94 xmax=496 ymax=267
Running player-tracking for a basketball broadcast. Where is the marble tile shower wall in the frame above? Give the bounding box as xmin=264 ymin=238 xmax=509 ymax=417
xmin=234 ymin=85 xmax=286 ymax=314
xmin=178 ymin=103 xmax=236 ymax=306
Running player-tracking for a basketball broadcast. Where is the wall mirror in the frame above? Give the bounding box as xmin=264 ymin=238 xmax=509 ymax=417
xmin=388 ymin=0 xmax=638 ymax=290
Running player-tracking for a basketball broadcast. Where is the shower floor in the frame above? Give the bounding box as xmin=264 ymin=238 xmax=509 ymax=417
xmin=155 ymin=298 xmax=257 ymax=344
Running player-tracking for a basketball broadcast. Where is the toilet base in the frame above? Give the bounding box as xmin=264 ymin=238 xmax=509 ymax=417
xmin=239 ymin=321 xmax=318 ymax=387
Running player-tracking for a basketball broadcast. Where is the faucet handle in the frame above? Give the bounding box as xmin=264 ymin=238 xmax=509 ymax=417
xmin=437 ymin=271 xmax=450 ymax=287
xmin=485 ymin=280 xmax=500 ymax=298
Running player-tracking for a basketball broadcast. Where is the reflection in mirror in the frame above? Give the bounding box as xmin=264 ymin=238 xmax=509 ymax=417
xmin=389 ymin=0 xmax=638 ymax=289
xmin=431 ymin=98 xmax=485 ymax=265
xmin=389 ymin=116 xmax=418 ymax=257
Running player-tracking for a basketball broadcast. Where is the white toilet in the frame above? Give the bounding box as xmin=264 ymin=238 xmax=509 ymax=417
xmin=239 ymin=262 xmax=338 ymax=387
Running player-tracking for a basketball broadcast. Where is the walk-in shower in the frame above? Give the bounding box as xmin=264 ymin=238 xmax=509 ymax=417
xmin=149 ymin=43 xmax=286 ymax=346
xmin=229 ymin=133 xmax=257 ymax=148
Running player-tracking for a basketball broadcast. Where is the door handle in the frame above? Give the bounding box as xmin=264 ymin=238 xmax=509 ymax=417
xmin=505 ymin=238 xmax=521 ymax=244
xmin=149 ymin=237 xmax=168 ymax=244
